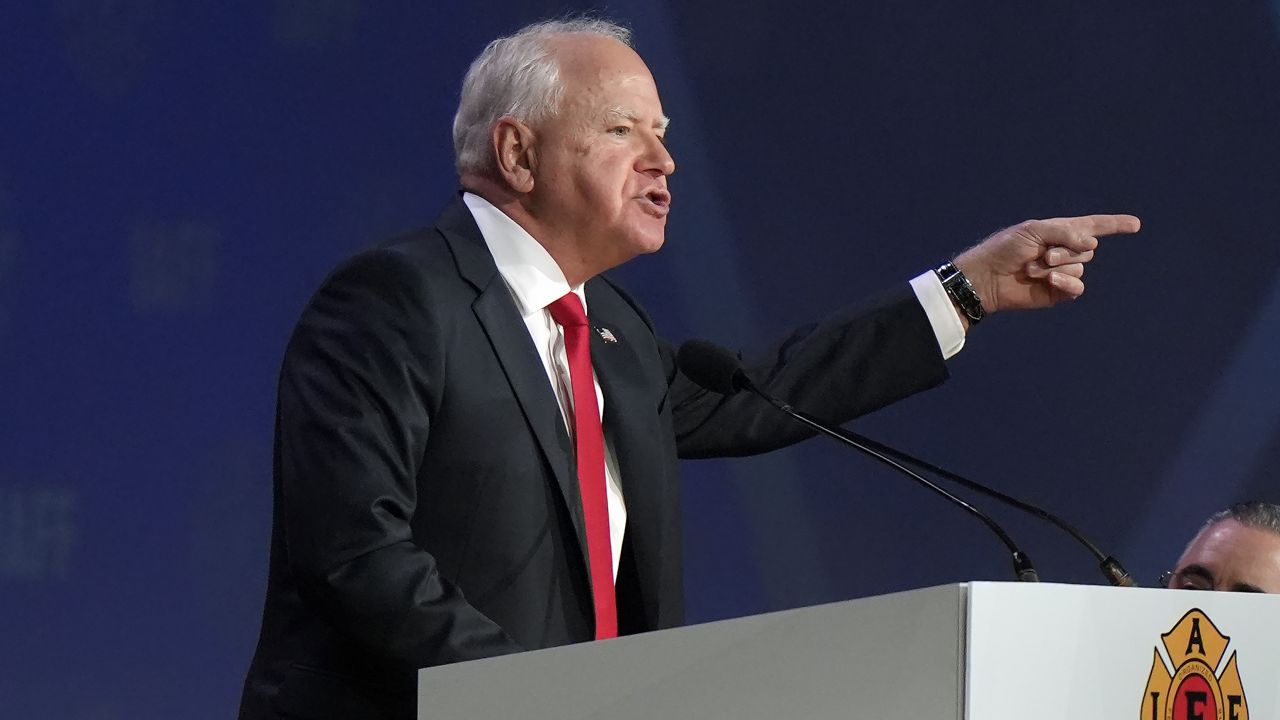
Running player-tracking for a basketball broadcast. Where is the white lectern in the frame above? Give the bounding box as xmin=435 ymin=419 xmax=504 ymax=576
xmin=418 ymin=583 xmax=1280 ymax=719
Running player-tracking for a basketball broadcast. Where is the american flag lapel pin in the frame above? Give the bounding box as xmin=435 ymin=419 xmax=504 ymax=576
xmin=596 ymin=326 xmax=618 ymax=343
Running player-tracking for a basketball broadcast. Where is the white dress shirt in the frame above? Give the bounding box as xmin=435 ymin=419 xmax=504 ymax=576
xmin=462 ymin=192 xmax=967 ymax=581
xmin=911 ymin=272 xmax=966 ymax=359
xmin=464 ymin=192 xmax=628 ymax=580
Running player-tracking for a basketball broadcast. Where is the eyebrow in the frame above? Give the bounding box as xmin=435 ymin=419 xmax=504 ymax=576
xmin=606 ymin=107 xmax=670 ymax=131
xmin=1177 ymin=565 xmax=1265 ymax=593
xmin=1229 ymin=583 xmax=1265 ymax=593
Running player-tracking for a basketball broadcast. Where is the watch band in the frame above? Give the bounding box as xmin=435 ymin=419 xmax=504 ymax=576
xmin=934 ymin=261 xmax=986 ymax=325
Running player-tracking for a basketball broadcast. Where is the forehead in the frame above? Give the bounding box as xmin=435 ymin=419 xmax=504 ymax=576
xmin=549 ymin=35 xmax=663 ymax=116
xmin=1178 ymin=520 xmax=1280 ymax=588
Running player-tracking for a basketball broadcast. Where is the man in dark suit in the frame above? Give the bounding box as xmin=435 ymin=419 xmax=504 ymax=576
xmin=239 ymin=17 xmax=1139 ymax=720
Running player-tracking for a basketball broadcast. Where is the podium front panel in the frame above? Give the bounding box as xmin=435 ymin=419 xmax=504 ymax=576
xmin=418 ymin=584 xmax=966 ymax=720
xmin=965 ymin=582 xmax=1280 ymax=720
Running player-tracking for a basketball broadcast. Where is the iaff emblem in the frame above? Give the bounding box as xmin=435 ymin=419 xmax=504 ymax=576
xmin=1141 ymin=609 xmax=1248 ymax=720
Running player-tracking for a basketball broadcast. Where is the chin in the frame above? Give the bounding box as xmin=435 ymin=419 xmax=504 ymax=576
xmin=626 ymin=217 xmax=668 ymax=254
xmin=627 ymin=231 xmax=666 ymax=257
xmin=597 ymin=221 xmax=667 ymax=273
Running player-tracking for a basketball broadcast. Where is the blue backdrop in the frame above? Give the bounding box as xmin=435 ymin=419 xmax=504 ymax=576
xmin=2 ymin=2 xmax=1278 ymax=716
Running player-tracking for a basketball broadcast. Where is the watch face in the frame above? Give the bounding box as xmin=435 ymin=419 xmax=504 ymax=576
xmin=939 ymin=267 xmax=984 ymax=321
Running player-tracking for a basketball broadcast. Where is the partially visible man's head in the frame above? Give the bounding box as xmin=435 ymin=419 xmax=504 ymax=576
xmin=453 ymin=18 xmax=675 ymax=284
xmin=1166 ymin=501 xmax=1280 ymax=593
xmin=452 ymin=18 xmax=633 ymax=177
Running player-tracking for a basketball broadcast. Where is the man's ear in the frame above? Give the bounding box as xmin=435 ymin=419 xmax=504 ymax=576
xmin=492 ymin=117 xmax=536 ymax=193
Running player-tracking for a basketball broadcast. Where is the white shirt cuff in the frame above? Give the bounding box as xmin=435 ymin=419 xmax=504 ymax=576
xmin=910 ymin=271 xmax=966 ymax=360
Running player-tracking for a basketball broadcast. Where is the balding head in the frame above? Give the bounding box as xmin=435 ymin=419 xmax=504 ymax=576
xmin=1166 ymin=502 xmax=1280 ymax=593
xmin=452 ymin=18 xmax=633 ymax=177
xmin=452 ymin=18 xmax=674 ymax=286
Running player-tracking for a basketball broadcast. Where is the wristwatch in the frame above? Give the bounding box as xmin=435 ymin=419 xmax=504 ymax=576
xmin=934 ymin=261 xmax=986 ymax=325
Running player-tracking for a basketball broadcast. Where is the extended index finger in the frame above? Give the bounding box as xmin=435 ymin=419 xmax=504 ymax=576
xmin=1048 ymin=214 xmax=1142 ymax=237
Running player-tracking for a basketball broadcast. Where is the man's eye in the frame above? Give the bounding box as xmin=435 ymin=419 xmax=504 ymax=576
xmin=609 ymin=126 xmax=630 ymax=136
xmin=1175 ymin=576 xmax=1214 ymax=591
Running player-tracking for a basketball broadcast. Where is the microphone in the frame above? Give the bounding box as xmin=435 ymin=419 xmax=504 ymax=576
xmin=817 ymin=431 xmax=1135 ymax=587
xmin=676 ymin=339 xmax=1135 ymax=587
xmin=676 ymin=340 xmax=1039 ymax=583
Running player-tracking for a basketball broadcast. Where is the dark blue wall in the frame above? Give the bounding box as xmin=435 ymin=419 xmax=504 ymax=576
xmin=2 ymin=2 xmax=1278 ymax=716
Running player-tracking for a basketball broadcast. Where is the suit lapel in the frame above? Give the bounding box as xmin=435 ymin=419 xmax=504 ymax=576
xmin=586 ymin=280 xmax=665 ymax=625
xmin=437 ymin=198 xmax=589 ymax=572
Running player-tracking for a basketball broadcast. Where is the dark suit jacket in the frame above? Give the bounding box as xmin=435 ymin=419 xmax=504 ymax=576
xmin=239 ymin=197 xmax=949 ymax=719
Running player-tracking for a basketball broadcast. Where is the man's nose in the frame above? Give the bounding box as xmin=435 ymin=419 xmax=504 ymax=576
xmin=639 ymin=133 xmax=676 ymax=177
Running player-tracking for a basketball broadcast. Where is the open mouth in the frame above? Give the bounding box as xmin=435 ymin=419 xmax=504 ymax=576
xmin=640 ymin=188 xmax=671 ymax=216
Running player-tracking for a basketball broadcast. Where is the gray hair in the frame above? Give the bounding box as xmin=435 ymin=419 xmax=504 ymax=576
xmin=452 ymin=18 xmax=633 ymax=176
xmin=1202 ymin=501 xmax=1280 ymax=535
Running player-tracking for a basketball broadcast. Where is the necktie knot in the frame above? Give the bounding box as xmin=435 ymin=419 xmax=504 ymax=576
xmin=548 ymin=292 xmax=588 ymax=328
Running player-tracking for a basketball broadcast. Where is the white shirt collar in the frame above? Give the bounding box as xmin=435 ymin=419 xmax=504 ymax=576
xmin=462 ymin=192 xmax=585 ymax=317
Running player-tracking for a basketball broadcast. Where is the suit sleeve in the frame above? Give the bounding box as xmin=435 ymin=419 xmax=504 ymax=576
xmin=667 ymin=284 xmax=950 ymax=458
xmin=276 ymin=248 xmax=523 ymax=667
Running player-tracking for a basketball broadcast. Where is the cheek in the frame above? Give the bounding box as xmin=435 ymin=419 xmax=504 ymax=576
xmin=577 ymin=152 xmax=632 ymax=200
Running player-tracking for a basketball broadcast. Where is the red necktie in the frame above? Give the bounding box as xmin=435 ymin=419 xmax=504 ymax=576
xmin=547 ymin=292 xmax=617 ymax=640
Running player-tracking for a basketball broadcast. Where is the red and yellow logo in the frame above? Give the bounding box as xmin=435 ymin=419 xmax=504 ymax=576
xmin=1141 ymin=609 xmax=1248 ymax=720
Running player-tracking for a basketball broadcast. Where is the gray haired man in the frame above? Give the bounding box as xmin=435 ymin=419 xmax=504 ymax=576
xmin=240 ymin=17 xmax=1140 ymax=719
